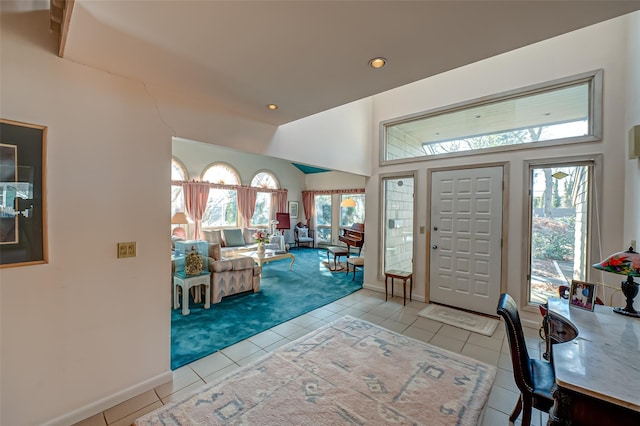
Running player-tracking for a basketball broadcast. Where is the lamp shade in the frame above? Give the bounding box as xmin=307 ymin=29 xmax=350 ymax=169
xmin=593 ymin=247 xmax=640 ymax=277
xmin=171 ymin=212 xmax=189 ymax=225
xmin=341 ymin=198 xmax=356 ymax=208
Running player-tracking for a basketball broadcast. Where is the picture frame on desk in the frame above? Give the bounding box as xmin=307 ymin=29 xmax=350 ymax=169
xmin=288 ymin=201 xmax=298 ymax=219
xmin=569 ymin=279 xmax=596 ymax=311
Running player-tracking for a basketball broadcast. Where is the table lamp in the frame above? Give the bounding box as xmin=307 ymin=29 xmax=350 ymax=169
xmin=593 ymin=247 xmax=640 ymax=317
xmin=171 ymin=212 xmax=189 ymax=239
xmin=270 ymin=219 xmax=279 ymax=236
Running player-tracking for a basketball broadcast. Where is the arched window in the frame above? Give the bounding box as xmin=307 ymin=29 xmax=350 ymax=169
xmin=250 ymin=171 xmax=279 ymax=226
xmin=171 ymin=157 xmax=188 ymax=217
xmin=201 ymin=163 xmax=241 ymax=228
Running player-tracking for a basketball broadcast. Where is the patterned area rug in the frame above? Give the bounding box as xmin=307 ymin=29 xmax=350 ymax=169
xmin=137 ymin=316 xmax=496 ymax=425
xmin=417 ymin=304 xmax=499 ymax=337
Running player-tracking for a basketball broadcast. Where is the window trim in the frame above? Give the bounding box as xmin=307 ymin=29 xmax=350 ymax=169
xmin=380 ymin=69 xmax=603 ymax=166
xmin=521 ymin=154 xmax=603 ymax=314
xmin=379 ymin=171 xmax=417 ymax=281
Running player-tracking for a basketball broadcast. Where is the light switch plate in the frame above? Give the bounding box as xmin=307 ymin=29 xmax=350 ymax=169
xmin=117 ymin=242 xmax=136 ymax=258
xmin=117 ymin=242 xmax=128 ymax=258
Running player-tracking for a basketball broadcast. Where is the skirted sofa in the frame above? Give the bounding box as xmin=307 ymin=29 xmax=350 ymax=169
xmin=172 ymin=240 xmax=261 ymax=304
xmin=207 ymin=243 xmax=261 ymax=303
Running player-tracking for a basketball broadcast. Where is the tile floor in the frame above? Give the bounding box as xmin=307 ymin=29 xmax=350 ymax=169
xmin=74 ymin=289 xmax=548 ymax=426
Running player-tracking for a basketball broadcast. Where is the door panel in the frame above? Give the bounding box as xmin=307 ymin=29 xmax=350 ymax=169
xmin=429 ymin=167 xmax=503 ymax=315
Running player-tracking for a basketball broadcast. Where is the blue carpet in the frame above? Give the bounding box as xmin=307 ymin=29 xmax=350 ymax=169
xmin=171 ymin=248 xmax=362 ymax=369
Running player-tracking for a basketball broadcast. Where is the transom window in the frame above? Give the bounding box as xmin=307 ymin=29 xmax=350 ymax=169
xmin=202 ymin=162 xmax=241 ymax=185
xmin=382 ymin=70 xmax=602 ymax=163
xmin=251 ymin=171 xmax=279 ymax=226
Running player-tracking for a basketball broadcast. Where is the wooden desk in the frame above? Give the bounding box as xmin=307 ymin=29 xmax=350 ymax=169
xmin=547 ymin=298 xmax=640 ymax=425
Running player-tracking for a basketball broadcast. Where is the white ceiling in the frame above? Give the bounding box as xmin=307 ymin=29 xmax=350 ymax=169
xmin=55 ymin=1 xmax=640 ymax=126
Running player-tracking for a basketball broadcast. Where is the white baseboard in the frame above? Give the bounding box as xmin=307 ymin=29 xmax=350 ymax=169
xmin=42 ymin=370 xmax=173 ymax=426
xmin=362 ymin=282 xmax=426 ymax=303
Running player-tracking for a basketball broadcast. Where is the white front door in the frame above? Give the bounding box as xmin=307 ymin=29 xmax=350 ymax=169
xmin=429 ymin=167 xmax=503 ymax=315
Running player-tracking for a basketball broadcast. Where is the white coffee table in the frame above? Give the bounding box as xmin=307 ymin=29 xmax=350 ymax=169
xmin=240 ymin=250 xmax=295 ymax=270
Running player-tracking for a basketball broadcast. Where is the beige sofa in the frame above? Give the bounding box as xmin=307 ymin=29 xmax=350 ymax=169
xmin=172 ymin=240 xmax=261 ymax=304
xmin=207 ymin=243 xmax=261 ymax=303
xmin=201 ymin=228 xmax=279 ymax=255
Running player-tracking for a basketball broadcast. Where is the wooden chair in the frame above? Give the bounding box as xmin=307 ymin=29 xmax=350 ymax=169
xmin=345 ymin=250 xmax=364 ymax=281
xmin=497 ymin=293 xmax=555 ymax=426
xmin=294 ymin=223 xmax=314 ymax=248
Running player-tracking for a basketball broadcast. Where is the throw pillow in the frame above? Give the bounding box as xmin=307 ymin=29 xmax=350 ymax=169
xmin=298 ymin=228 xmax=308 ymax=239
xmin=202 ymin=229 xmax=224 ymax=247
xmin=223 ymin=228 xmax=246 ymax=247
xmin=243 ymin=228 xmax=258 ymax=245
xmin=208 ymin=243 xmax=221 ymax=261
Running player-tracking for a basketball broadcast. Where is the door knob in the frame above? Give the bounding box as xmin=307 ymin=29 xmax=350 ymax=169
xmin=432 ymin=245 xmax=438 ymax=249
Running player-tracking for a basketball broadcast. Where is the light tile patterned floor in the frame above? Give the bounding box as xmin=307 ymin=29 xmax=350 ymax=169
xmin=73 ymin=289 xmax=548 ymax=426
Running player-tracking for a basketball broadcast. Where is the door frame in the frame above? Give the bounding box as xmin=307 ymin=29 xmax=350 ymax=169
xmin=425 ymin=162 xmax=509 ymax=306
xmin=521 ymin=155 xmax=603 ymax=313
xmin=378 ymin=171 xmax=418 ymax=281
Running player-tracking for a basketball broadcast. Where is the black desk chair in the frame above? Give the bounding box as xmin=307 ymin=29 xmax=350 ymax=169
xmin=497 ymin=293 xmax=555 ymax=426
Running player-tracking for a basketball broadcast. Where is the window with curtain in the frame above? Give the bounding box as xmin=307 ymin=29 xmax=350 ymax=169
xmin=171 ymin=157 xmax=188 ymax=217
xmin=201 ymin=163 xmax=240 ymax=228
xmin=340 ymin=194 xmax=365 ymax=228
xmin=250 ymin=171 xmax=279 ymax=226
xmin=314 ymin=194 xmax=332 ymax=245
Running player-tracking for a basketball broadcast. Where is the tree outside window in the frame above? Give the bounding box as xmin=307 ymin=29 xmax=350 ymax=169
xmin=340 ymin=194 xmax=365 ymax=227
xmin=250 ymin=171 xmax=278 ymax=226
xmin=201 ymin=163 xmax=240 ymax=227
xmin=315 ymin=194 xmax=332 ymax=244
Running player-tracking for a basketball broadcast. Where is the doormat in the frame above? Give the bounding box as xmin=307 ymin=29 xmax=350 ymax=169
xmin=417 ymin=304 xmax=499 ymax=336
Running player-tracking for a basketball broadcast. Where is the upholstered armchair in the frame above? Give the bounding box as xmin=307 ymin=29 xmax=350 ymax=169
xmin=294 ymin=224 xmax=314 ymax=248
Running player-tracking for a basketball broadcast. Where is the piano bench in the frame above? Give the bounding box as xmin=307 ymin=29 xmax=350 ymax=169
xmin=326 ymin=246 xmax=349 ymax=271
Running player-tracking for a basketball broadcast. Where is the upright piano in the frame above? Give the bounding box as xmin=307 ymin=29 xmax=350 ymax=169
xmin=339 ymin=223 xmax=364 ymax=255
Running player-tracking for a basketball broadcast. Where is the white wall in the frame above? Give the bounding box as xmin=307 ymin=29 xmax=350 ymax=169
xmin=624 ymin=12 xmax=640 ymax=251
xmin=172 ymin=137 xmax=307 ymax=226
xmin=1 ymin=9 xmax=172 ymax=425
xmin=273 ymin=98 xmax=373 ymax=176
xmin=365 ymin=14 xmax=633 ymax=322
xmin=304 ymin=171 xmax=367 ymax=191
xmin=172 ymin=137 xmax=305 ymax=189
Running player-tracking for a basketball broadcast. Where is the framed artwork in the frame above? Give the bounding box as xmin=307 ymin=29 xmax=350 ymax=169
xmin=288 ymin=201 xmax=299 ymax=219
xmin=569 ymin=280 xmax=596 ymax=311
xmin=0 ymin=119 xmax=48 ymax=268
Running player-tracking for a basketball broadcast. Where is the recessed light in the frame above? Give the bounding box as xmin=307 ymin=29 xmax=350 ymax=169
xmin=368 ymin=57 xmax=387 ymax=69
xmin=266 ymin=104 xmax=278 ymax=110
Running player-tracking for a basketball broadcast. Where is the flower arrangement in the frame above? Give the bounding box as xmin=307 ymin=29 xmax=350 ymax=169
xmin=253 ymin=229 xmax=268 ymax=244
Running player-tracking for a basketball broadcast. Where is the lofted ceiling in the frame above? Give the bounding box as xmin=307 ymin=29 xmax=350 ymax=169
xmin=47 ymin=1 xmax=640 ymax=128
